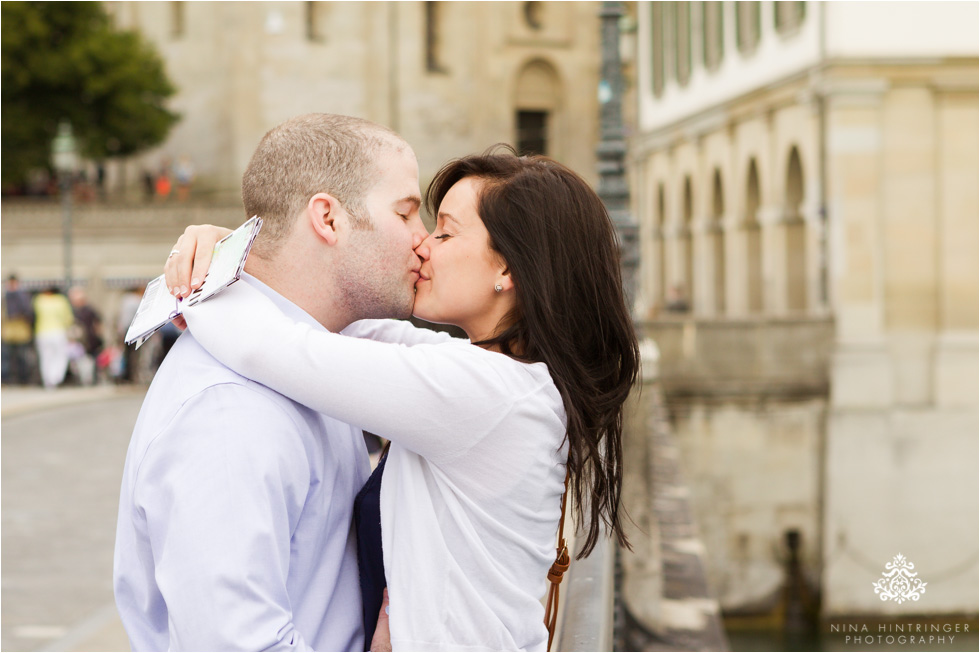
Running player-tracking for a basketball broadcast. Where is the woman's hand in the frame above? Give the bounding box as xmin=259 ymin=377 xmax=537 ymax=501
xmin=369 ymin=588 xmax=391 ymax=652
xmin=164 ymin=224 xmax=232 ymax=299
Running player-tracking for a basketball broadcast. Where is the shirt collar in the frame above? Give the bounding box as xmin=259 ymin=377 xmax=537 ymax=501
xmin=240 ymin=272 xmax=327 ymax=333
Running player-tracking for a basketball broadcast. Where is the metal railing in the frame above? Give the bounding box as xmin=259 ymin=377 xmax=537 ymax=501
xmin=557 ymin=532 xmax=617 ymax=651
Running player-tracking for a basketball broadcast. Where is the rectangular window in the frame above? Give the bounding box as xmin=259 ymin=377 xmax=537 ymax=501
xmin=516 ymin=111 xmax=548 ymax=156
xmin=702 ymin=1 xmax=724 ymax=71
xmin=651 ymin=2 xmax=665 ymax=96
xmin=736 ymin=1 xmax=761 ymax=54
xmin=775 ymin=1 xmax=806 ymax=34
xmin=306 ymin=2 xmax=324 ymax=42
xmin=170 ymin=1 xmax=185 ymax=39
xmin=674 ymin=2 xmax=691 ymax=87
xmin=663 ymin=2 xmax=675 ymax=84
xmin=425 ymin=1 xmax=447 ymax=73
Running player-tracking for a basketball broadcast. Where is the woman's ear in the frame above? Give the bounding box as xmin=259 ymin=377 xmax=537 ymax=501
xmin=496 ymin=266 xmax=515 ymax=293
xmin=308 ymin=192 xmax=342 ymax=246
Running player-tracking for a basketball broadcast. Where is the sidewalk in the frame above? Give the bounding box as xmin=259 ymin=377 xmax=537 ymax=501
xmin=1 ymin=383 xmax=146 ymax=419
xmin=3 ymin=382 xmax=143 ymax=652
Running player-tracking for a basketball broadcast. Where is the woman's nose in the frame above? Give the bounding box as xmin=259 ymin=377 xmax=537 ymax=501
xmin=415 ymin=234 xmax=433 ymax=259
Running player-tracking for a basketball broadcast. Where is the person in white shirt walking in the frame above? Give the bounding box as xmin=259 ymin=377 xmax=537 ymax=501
xmin=166 ymin=149 xmax=639 ymax=651
xmin=113 ymin=113 xmax=429 ymax=651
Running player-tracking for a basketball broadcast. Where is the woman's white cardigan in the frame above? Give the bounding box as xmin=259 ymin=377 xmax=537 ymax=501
xmin=185 ymin=282 xmax=568 ymax=651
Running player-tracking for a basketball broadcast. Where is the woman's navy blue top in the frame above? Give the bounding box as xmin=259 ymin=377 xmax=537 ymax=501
xmin=353 ymin=451 xmax=387 ymax=651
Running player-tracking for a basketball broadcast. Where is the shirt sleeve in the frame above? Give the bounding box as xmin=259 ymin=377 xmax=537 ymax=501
xmin=133 ymin=383 xmax=314 ymax=651
xmin=183 ymin=283 xmax=527 ymax=463
xmin=340 ymin=318 xmax=463 ymax=346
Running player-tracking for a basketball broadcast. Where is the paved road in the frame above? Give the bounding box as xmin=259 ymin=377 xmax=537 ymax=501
xmin=2 ymin=386 xmax=146 ymax=652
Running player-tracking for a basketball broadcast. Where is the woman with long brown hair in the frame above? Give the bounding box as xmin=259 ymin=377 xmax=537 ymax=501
xmin=171 ymin=149 xmax=638 ymax=651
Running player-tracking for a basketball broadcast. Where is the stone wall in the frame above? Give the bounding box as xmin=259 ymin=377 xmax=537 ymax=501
xmin=629 ymin=51 xmax=978 ymax=618
xmin=821 ymin=63 xmax=979 ymax=616
xmin=101 ymin=2 xmax=603 ymax=197
xmin=635 ymin=318 xmax=832 ymax=616
xmin=638 ymin=316 xmax=834 ymax=397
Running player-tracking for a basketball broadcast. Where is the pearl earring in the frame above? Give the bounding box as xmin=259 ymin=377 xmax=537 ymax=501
xmin=494 ymin=284 xmax=503 ymax=293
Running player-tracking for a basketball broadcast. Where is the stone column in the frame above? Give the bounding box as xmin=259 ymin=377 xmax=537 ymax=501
xmin=652 ymin=223 xmax=668 ymax=315
xmin=692 ymin=216 xmax=719 ymax=316
xmin=711 ymin=216 xmax=730 ymax=316
xmin=724 ymin=213 xmax=748 ymax=316
xmin=758 ymin=205 xmax=784 ymax=315
xmin=664 ymin=219 xmax=693 ymax=310
xmin=801 ymin=197 xmax=825 ymax=315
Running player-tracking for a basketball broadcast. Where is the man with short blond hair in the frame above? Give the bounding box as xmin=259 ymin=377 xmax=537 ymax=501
xmin=243 ymin=113 xmax=406 ymax=255
xmin=114 ymin=113 xmax=428 ymax=651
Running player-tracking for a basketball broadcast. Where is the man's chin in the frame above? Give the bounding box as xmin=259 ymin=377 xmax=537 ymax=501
xmin=394 ymin=295 xmax=415 ymax=320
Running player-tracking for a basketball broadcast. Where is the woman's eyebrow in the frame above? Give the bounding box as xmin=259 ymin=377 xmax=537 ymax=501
xmin=438 ymin=212 xmax=461 ymax=227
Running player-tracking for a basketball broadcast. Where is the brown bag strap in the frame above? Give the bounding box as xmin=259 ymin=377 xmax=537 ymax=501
xmin=544 ymin=469 xmax=571 ymax=651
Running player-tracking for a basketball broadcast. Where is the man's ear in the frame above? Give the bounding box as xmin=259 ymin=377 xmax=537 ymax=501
xmin=307 ymin=192 xmax=343 ymax=246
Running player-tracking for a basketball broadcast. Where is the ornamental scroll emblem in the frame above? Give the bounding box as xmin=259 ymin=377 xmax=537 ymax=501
xmin=872 ymin=553 xmax=927 ymax=604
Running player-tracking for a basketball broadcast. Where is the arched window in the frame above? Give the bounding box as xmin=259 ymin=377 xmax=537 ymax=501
xmin=656 ymin=183 xmax=667 ymax=307
xmin=785 ymin=147 xmax=807 ymax=311
xmin=745 ymin=159 xmax=763 ymax=313
xmin=514 ymin=59 xmax=561 ymax=156
xmin=702 ymin=1 xmax=724 ymax=72
xmin=682 ymin=176 xmax=694 ymax=309
xmin=711 ymin=168 xmax=726 ymax=314
xmin=736 ymin=1 xmax=761 ymax=55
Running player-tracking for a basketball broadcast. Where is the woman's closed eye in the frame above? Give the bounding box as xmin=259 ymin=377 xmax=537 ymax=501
xmin=434 ymin=234 xmax=452 ymax=240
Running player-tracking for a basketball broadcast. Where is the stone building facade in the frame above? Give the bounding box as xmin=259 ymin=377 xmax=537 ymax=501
xmin=628 ymin=0 xmax=978 ymax=620
xmin=2 ymin=1 xmax=605 ymax=338
xmin=102 ymin=1 xmax=603 ymax=197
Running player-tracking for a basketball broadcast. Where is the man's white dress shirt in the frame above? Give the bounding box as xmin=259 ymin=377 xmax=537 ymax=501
xmin=113 ymin=274 xmax=370 ymax=651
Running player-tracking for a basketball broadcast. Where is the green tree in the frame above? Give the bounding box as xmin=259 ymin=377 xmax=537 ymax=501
xmin=2 ymin=2 xmax=179 ymax=186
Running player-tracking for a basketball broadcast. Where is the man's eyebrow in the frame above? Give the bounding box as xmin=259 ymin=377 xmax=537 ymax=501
xmin=394 ymin=195 xmax=422 ymax=209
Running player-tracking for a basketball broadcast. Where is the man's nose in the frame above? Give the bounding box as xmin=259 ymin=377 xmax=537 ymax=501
xmin=412 ymin=222 xmax=429 ymax=250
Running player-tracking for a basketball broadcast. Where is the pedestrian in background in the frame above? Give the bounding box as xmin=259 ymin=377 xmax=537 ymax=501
xmin=68 ymin=286 xmax=104 ymax=386
xmin=2 ymin=274 xmax=35 ymax=385
xmin=141 ymin=170 xmax=155 ymax=202
xmin=154 ymin=163 xmax=172 ymax=201
xmin=33 ymin=286 xmax=74 ymax=389
xmin=116 ymin=285 xmax=144 ymax=383
xmin=174 ymin=156 xmax=194 ymax=202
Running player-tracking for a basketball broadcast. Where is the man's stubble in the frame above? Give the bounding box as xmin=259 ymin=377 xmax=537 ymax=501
xmin=334 ymin=226 xmax=416 ymax=322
